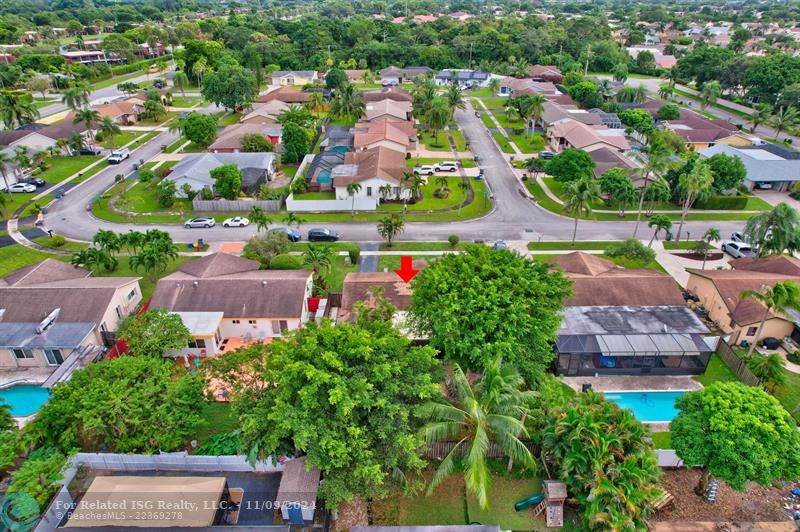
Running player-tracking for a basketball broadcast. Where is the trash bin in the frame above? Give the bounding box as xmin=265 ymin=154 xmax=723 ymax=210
xmin=666 ymin=231 xmax=674 ymax=241
xmin=582 ymin=383 xmax=593 ymax=393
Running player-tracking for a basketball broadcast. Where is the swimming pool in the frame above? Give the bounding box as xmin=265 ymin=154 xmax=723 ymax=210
xmin=0 ymin=385 xmax=51 ymax=417
xmin=604 ymin=391 xmax=685 ymax=422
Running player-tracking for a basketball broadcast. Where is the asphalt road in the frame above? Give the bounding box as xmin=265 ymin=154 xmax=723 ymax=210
xmin=39 ymin=72 xmax=162 ymax=118
xmin=44 ymin=100 xmax=746 ymax=244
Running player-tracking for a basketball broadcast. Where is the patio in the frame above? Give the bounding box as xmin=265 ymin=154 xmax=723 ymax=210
xmin=0 ymin=366 xmax=55 ymax=387
xmin=561 ymin=375 xmax=703 ymax=393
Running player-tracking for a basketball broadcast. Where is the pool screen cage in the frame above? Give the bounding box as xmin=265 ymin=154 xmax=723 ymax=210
xmin=556 ymin=333 xmax=714 ymax=376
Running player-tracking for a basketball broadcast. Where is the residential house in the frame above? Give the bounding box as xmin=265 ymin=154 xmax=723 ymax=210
xmin=239 ymin=100 xmax=289 ymax=125
xmin=434 ymin=69 xmax=491 ymax=89
xmin=626 ymin=46 xmax=677 ymax=69
xmin=164 ymin=152 xmax=277 ymax=196
xmin=379 ymin=66 xmax=433 ymax=85
xmin=352 ymin=118 xmax=416 ymax=152
xmin=546 ymin=118 xmax=630 ymax=153
xmin=362 ymin=87 xmax=413 ymax=103
xmin=0 ymin=53 xmax=15 ymax=64
xmin=93 ymin=98 xmax=144 ymax=125
xmin=0 ymin=259 xmax=141 ymax=369
xmin=365 ymin=99 xmax=412 ymax=122
xmin=686 ymin=255 xmax=800 ymax=346
xmin=269 ymin=70 xmax=318 ymax=86
xmin=699 ymin=143 xmax=800 ymax=191
xmin=588 ymin=146 xmax=640 ymax=178
xmin=21 ymin=31 xmax=40 ymax=43
xmin=256 ymin=86 xmax=312 ymax=105
xmin=528 ymin=64 xmax=563 ymax=83
xmin=448 ymin=11 xmax=474 ymax=21
xmin=149 ymin=253 xmax=313 ymax=358
xmin=337 ymin=270 xmax=423 ymax=327
xmin=499 ymin=77 xmax=561 ymax=97
xmin=541 ymin=101 xmax=603 ymax=129
xmin=663 ymin=110 xmax=751 ymax=151
xmin=60 ymin=50 xmax=121 ymax=65
xmin=0 ymin=117 xmax=91 ymax=158
xmin=330 ymin=147 xmax=411 ymax=205
xmin=208 ymin=123 xmax=282 ymax=153
xmin=338 ymin=69 xmax=367 ymax=83
xmin=550 ymin=252 xmax=715 ymax=376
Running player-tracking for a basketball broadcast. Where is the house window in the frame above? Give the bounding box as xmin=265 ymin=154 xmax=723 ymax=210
xmin=248 ymin=319 xmax=257 ymax=325
xmin=43 ymin=349 xmax=63 ymax=366
xmin=115 ymin=305 xmax=123 ymax=319
xmin=393 ymin=187 xmax=400 ymax=197
xmin=188 ymin=338 xmax=206 ymax=349
xmin=99 ymin=322 xmax=107 ymax=332
xmin=12 ymin=349 xmax=34 ymax=360
xmin=279 ymin=320 xmax=289 ymax=333
xmin=272 ymin=320 xmax=281 ymax=334
xmin=232 ymin=319 xmax=241 ymax=324
xmin=126 ymin=288 xmax=137 ymax=301
xmin=366 ymin=187 xmax=372 ymax=197
xmin=746 ymin=326 xmax=758 ymax=337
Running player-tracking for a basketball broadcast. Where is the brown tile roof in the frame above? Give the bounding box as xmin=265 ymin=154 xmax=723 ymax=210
xmin=528 ymin=64 xmax=563 ymax=82
xmin=208 ymin=123 xmax=282 ymax=151
xmin=93 ymin=99 xmax=141 ymax=120
xmin=0 ymin=130 xmax=33 ymax=147
xmin=501 ymin=77 xmax=560 ymax=96
xmin=150 ymin=253 xmax=312 ymax=318
xmin=664 ymin=111 xmax=742 ymax=144
xmin=365 ymin=99 xmax=411 ymax=121
xmin=549 ymin=118 xmax=630 ymax=152
xmin=729 ymin=255 xmax=800 ymax=276
xmin=337 ymin=266 xmax=429 ymax=323
xmin=549 ymin=252 xmax=684 ymax=306
xmin=240 ymin=101 xmax=289 ymax=124
xmin=256 ymin=86 xmax=311 ymax=104
xmin=352 ymin=119 xmax=415 ymax=149
xmin=588 ymin=146 xmax=639 ymax=177
xmin=362 ymin=87 xmax=413 ymax=103
xmin=333 ymin=147 xmax=407 ymax=186
xmin=1 ymin=259 xmax=88 ymax=287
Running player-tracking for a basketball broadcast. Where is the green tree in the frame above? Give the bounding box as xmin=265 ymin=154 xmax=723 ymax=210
xmin=345 ymin=182 xmax=362 ymax=216
xmin=129 ymin=243 xmax=178 ymax=281
xmin=546 ymin=147 xmax=595 ymax=183
xmin=240 ymin=133 xmax=274 ymax=152
xmin=672 ymin=383 xmax=800 ymax=495
xmin=0 ymin=151 xmax=13 ymax=199
xmin=7 ymin=447 xmax=65 ymax=508
xmin=612 ymin=63 xmax=628 ymax=83
xmin=599 ymin=167 xmax=637 ymax=217
xmin=408 ymin=245 xmax=571 ymax=382
xmin=329 ymin=83 xmax=366 ymax=121
xmin=659 ymin=105 xmax=681 ymax=122
xmin=306 ymin=92 xmax=326 ymax=119
xmin=675 ymin=160 xmax=713 ymax=242
xmin=210 ymin=163 xmax=242 ymax=200
xmin=60 ymin=85 xmax=89 ymax=111
xmin=282 ymin=123 xmax=310 ymax=164
xmin=424 ymin=97 xmax=450 ymax=146
xmin=543 ymin=391 xmax=662 ymax=530
xmin=302 ymin=244 xmax=333 ymax=278
xmin=208 ymin=302 xmax=441 ymax=507
xmin=70 ymin=247 xmax=117 ymax=275
xmin=411 ymin=77 xmax=438 ymax=119
xmin=746 ymin=353 xmax=787 ymax=392
xmin=422 ymin=361 xmax=535 ymax=509
xmin=283 ymin=211 xmax=305 ymax=231
xmin=325 ymin=68 xmax=347 ymax=90
xmin=172 ymin=70 xmax=189 ymax=97
xmin=0 ymin=92 xmax=39 ymax=129
xmin=377 ymin=214 xmax=404 ymax=246
xmin=92 ymin=229 xmax=121 ymax=256
xmin=73 ymin=107 xmax=100 ymax=135
xmin=744 ymin=202 xmax=800 ymax=256
xmin=118 ymin=308 xmax=192 ymax=357
xmin=563 ymin=177 xmax=601 ymax=245
xmin=705 ymin=153 xmax=746 ymax=191
xmin=615 ymin=84 xmax=647 ymax=104
xmin=770 ymin=106 xmax=799 ymax=139
xmin=249 ymin=205 xmax=271 ymax=233
xmin=97 ymin=117 xmax=121 ymax=149
xmin=29 ymin=356 xmax=205 ymax=453
xmin=156 ymin=178 xmax=178 ymax=207
xmin=445 ymin=83 xmax=466 ymax=120
xmin=202 ymin=63 xmax=258 ymax=111
xmin=619 ymin=108 xmax=654 ymax=134
xmin=699 ymin=80 xmax=721 ymax=110
xmin=182 ymin=112 xmax=218 ymax=147
xmin=243 ymin=231 xmax=288 ymax=267
xmin=277 ymin=105 xmax=314 ymax=128
xmin=739 ymin=281 xmax=800 ymax=358
xmin=749 ymin=104 xmax=772 ymax=134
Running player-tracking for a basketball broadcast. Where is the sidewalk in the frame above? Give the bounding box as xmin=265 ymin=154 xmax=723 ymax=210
xmin=652 ymin=240 xmax=731 ymax=287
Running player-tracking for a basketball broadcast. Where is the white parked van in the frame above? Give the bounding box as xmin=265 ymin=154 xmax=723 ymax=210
xmin=108 ymin=148 xmax=131 ymax=164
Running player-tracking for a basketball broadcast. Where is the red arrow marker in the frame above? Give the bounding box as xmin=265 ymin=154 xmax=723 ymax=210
xmin=394 ymin=256 xmax=419 ymax=283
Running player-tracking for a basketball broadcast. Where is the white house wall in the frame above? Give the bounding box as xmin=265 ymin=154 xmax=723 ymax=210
xmin=286 ymin=194 xmax=379 ymax=211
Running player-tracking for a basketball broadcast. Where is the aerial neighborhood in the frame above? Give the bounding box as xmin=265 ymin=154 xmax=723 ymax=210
xmin=2 ymin=0 xmax=800 ymax=531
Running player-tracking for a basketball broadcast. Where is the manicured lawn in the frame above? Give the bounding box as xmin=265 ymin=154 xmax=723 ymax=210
xmin=38 ymin=156 xmax=101 ymax=183
xmin=137 ymin=111 xmax=180 ymax=127
xmin=381 ymin=176 xmax=474 ymax=213
xmin=286 ymin=242 xmax=360 ymax=253
xmin=652 ymin=431 xmax=672 ymax=449
xmin=217 ymin=112 xmax=241 ymax=126
xmin=378 ymin=242 xmax=463 ymax=251
xmin=371 ymin=470 xmax=467 ymax=526
xmin=33 ymin=99 xmax=58 ymax=109
xmin=30 ymin=235 xmax=87 ymax=253
xmin=294 ymin=191 xmax=336 ymax=200
xmin=164 ymin=137 xmax=188 ymax=153
xmin=89 ymin=70 xmax=146 ymax=91
xmin=468 ymin=88 xmax=497 ymax=98
xmin=419 ymin=129 xmax=451 ymax=151
xmin=450 ymin=129 xmax=468 ymax=151
xmin=170 ymin=96 xmax=204 ymax=108
xmin=601 ymin=254 xmax=665 ymax=272
xmin=466 ymin=473 xmax=544 ymax=530
xmin=328 ymin=115 xmax=358 ymax=127
xmin=123 ymin=181 xmax=194 ymax=213
xmin=773 ymin=368 xmax=800 ymax=422
xmin=99 ymin=254 xmax=199 ymax=301
xmin=405 ymin=158 xmax=476 ymax=168
xmin=693 ymin=354 xmax=740 ymax=387
xmin=493 ymin=133 xmax=515 ymax=153
xmin=528 ymin=240 xmax=620 ymax=250
xmin=279 ymin=164 xmax=299 ymax=178
xmin=509 ymin=132 xmax=545 ymax=154
xmin=742 ymin=195 xmax=773 ymax=210
xmin=182 ymin=141 xmax=207 ymax=153
xmin=492 ymin=112 xmax=524 ymax=130
xmin=101 ymin=131 xmax=140 ymax=149
xmin=376 ymin=255 xmax=435 ymax=271
xmin=0 ymin=243 xmax=69 ymax=278
xmin=480 ymin=113 xmax=497 ymax=129
xmin=478 ymin=97 xmax=508 ymax=111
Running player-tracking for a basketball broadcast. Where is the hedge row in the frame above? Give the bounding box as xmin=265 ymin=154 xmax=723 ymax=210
xmin=694 ymin=194 xmax=749 ymax=210
xmin=111 ymin=55 xmax=172 ymax=76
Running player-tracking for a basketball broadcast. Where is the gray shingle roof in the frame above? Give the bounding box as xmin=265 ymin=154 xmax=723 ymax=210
xmin=0 ymin=322 xmax=95 ymax=348
xmin=165 ymin=152 xmax=276 ymax=191
xmin=699 ymin=144 xmax=800 ymax=183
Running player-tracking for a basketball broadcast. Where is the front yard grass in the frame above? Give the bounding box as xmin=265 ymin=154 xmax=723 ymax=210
xmin=405 ymin=158 xmax=476 ymax=168
xmin=381 ymin=176 xmax=476 ymax=213
xmin=509 ymin=132 xmax=545 ymax=154
xmin=480 ymin=113 xmax=497 ymax=129
xmin=601 ymin=254 xmax=665 ymax=272
xmin=170 ymin=96 xmax=204 ymax=108
xmin=419 ymin=129 xmax=451 ymax=151
xmin=137 ymin=111 xmax=180 ymax=127
xmin=0 ymin=243 xmax=69 ymax=278
xmin=491 ymin=112 xmax=524 ymax=130
xmin=38 ymin=156 xmax=101 ymax=183
xmin=293 ymin=191 xmax=336 ymax=201
xmin=123 ymin=181 xmax=194 ymax=213
xmin=30 ymin=235 xmax=87 ymax=253
xmin=493 ymin=133 xmax=515 ymax=153
xmin=450 ymin=128 xmax=468 ymax=151
xmin=217 ymin=112 xmax=241 ymax=127
xmin=663 ymin=240 xmax=699 ymax=250
xmin=478 ymin=97 xmax=508 ymax=111
xmin=101 ymin=131 xmax=141 ymax=149
xmin=528 ymin=240 xmax=620 ymax=250
xmin=378 ymin=242 xmax=463 ymax=251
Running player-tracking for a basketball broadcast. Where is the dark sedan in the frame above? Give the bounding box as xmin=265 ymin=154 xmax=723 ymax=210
xmin=308 ymin=228 xmax=339 ymax=242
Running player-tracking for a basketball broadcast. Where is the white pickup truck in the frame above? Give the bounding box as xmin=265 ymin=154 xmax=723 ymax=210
xmin=108 ymin=148 xmax=131 ymax=164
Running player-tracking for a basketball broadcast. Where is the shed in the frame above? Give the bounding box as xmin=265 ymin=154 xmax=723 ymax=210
xmin=276 ymin=457 xmax=320 ymax=523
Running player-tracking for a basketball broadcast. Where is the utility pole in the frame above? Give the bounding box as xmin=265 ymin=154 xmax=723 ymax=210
xmin=584 ymin=44 xmax=591 ymax=77
xmin=469 ymin=42 xmax=474 ymax=70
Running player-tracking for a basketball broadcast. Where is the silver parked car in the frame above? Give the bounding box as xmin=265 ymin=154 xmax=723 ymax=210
xmin=184 ymin=216 xmax=216 ymax=228
xmin=721 ymin=241 xmax=754 ymax=258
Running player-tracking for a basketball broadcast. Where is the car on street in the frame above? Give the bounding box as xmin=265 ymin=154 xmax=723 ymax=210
xmin=20 ymin=177 xmax=46 ymax=188
xmin=413 ymin=165 xmax=435 ymax=176
xmin=539 ymin=151 xmax=555 ymax=160
xmin=433 ymin=161 xmax=458 ymax=172
xmin=269 ymin=227 xmax=302 ymax=242
xmin=79 ymin=146 xmax=102 ymax=156
xmin=6 ymin=183 xmax=36 ymax=193
xmin=493 ymin=240 xmax=508 ymax=250
xmin=731 ymin=231 xmax=747 ymax=243
xmin=108 ymin=148 xmax=131 ymax=164
xmin=222 ymin=217 xmax=249 ymax=228
xmin=308 ymin=228 xmax=339 ymax=242
xmin=721 ymin=241 xmax=754 ymax=258
xmin=754 ymin=182 xmax=773 ymax=190
xmin=184 ymin=216 xmax=216 ymax=228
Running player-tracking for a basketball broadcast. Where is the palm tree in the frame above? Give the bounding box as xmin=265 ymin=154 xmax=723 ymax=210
xmin=616 ymin=84 xmax=647 ymax=104
xmin=744 ymin=202 xmax=800 ymax=256
xmin=658 ymin=85 xmax=673 ymax=100
xmin=402 ymin=171 xmax=424 ymax=202
xmin=0 ymin=152 xmax=12 ymax=199
xmin=70 ymin=247 xmax=117 ymax=275
xmin=283 ymin=211 xmax=305 ymax=231
xmin=770 ymin=106 xmax=799 ymax=139
xmin=648 ymin=214 xmax=672 ymax=246
xmin=249 ymin=205 xmax=271 ymax=233
xmin=699 ymin=81 xmax=720 ymax=110
xmin=129 ymin=245 xmax=178 ymax=281
xmin=597 ymin=79 xmax=615 ymax=100
xmin=329 ymin=83 xmax=366 ymax=121
xmin=435 ymin=174 xmax=449 ymax=196
xmin=168 ymin=118 xmax=185 ymax=137
xmin=524 ymin=157 xmax=546 ymax=178
xmin=457 ymin=181 xmax=470 ymax=217
xmin=306 ymin=92 xmax=326 ymax=119
xmin=746 ymin=353 xmax=787 ymax=392
xmin=526 ymin=95 xmax=546 ymax=136
xmin=412 ymin=77 xmax=438 ymax=119
xmin=192 ymin=57 xmax=207 ymax=86
xmin=73 ymin=108 xmax=100 ymax=137
xmin=739 ymin=281 xmax=800 ymax=358
xmin=301 ymin=244 xmax=333 ymax=276
xmin=277 ymin=104 xmax=313 ymax=127
xmin=97 ymin=117 xmax=121 ymax=149
xmin=750 ymin=104 xmax=772 ymax=134
xmin=700 ymin=227 xmax=721 ymax=269
xmin=488 ymin=77 xmax=501 ymax=96
xmin=123 ymin=230 xmax=146 ymax=254
xmin=60 ymin=85 xmax=89 ymax=112
xmin=445 ymin=83 xmax=466 ymax=120
xmin=562 ymin=177 xmax=600 ymax=246
xmin=633 ymin=131 xmax=677 ymax=237
xmin=0 ymin=92 xmax=39 ymax=129
xmin=0 ymin=191 xmax=6 ymax=218
xmin=425 ymin=97 xmax=450 ymax=148
xmin=346 ymin=182 xmax=362 ymax=216
xmin=675 ymin=160 xmax=714 ymax=242
xmin=377 ymin=214 xmax=405 ymax=247
xmin=421 ymin=361 xmax=535 ymax=509
xmin=360 ymin=70 xmax=375 ymax=86
xmin=378 ymin=183 xmax=392 ymax=202
xmin=173 ymin=70 xmax=189 ymax=97
xmin=92 ymin=229 xmax=121 ymax=256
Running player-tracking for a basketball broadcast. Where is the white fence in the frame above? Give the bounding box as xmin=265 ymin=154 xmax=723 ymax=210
xmin=35 ymin=452 xmax=285 ymax=532
xmin=191 ymin=197 xmax=284 ymax=212
xmin=285 ymin=194 xmax=377 ymax=212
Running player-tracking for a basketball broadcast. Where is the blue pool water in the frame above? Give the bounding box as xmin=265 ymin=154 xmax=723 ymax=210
xmin=0 ymin=385 xmax=50 ymax=417
xmin=604 ymin=391 xmax=685 ymax=422
xmin=317 ymin=170 xmax=332 ymax=184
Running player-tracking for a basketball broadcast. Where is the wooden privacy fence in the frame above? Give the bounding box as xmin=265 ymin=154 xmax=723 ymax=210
xmin=716 ymin=341 xmax=762 ymax=387
xmin=192 ymin=197 xmax=284 ymax=212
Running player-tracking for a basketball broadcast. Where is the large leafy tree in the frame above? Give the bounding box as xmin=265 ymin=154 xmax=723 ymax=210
xmin=282 ymin=122 xmax=310 ymax=163
xmin=543 ymin=391 xmax=662 ymax=530
xmin=408 ymin=245 xmax=571 ymax=381
xmin=675 ymin=159 xmax=713 ymax=242
xmin=201 ymin=63 xmax=258 ymax=110
xmin=546 ymin=147 xmax=595 ymax=183
xmin=672 ymin=382 xmax=800 ymax=495
xmin=421 ymin=361 xmax=536 ymax=509
xmin=209 ymin=297 xmax=441 ymax=507
xmin=705 ymin=153 xmax=746 ymax=192
xmin=329 ymin=83 xmax=366 ymax=121
xmin=118 ymin=308 xmax=192 ymax=357
xmin=210 ymin=163 xmax=243 ymax=200
xmin=29 ymin=356 xmax=205 ymax=453
xmin=744 ymin=202 xmax=800 ymax=256
xmin=181 ymin=112 xmax=218 ymax=147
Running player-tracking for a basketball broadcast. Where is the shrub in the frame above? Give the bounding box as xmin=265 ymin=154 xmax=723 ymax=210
xmin=258 ymin=185 xmax=286 ymax=200
xmin=348 ymin=249 xmax=360 ymax=265
xmin=157 ymin=166 xmax=172 ymax=178
xmin=201 ymin=188 xmax=214 ymax=200
xmin=138 ymin=169 xmax=155 ymax=183
xmin=448 ymin=234 xmax=460 ymax=248
xmin=694 ymin=194 xmax=748 ymax=210
xmin=49 ymin=235 xmax=66 ymax=247
xmin=268 ymin=254 xmax=303 ymax=269
xmin=604 ymin=238 xmax=656 ymax=263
